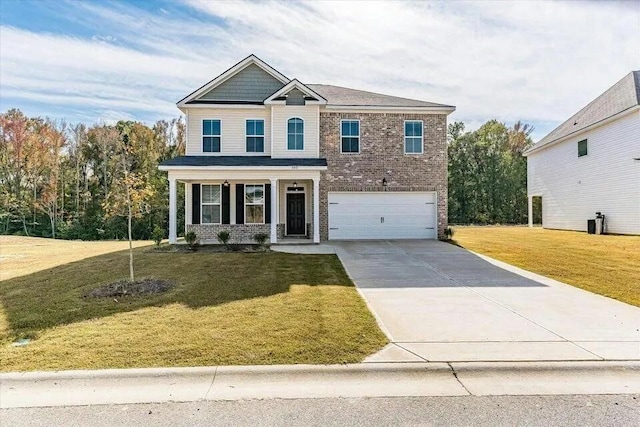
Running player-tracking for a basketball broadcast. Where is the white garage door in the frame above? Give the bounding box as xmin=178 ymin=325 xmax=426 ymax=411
xmin=328 ymin=192 xmax=437 ymax=240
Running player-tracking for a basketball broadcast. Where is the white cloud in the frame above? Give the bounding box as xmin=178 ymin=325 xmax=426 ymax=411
xmin=1 ymin=0 xmax=638 ymax=140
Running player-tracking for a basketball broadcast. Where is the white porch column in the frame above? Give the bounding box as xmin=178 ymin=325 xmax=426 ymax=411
xmin=169 ymin=178 xmax=177 ymax=244
xmin=270 ymin=178 xmax=278 ymax=243
xmin=527 ymin=195 xmax=533 ymax=228
xmin=313 ymin=177 xmax=320 ymax=243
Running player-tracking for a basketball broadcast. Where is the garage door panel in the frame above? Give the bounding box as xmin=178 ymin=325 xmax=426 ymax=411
xmin=328 ymin=192 xmax=437 ymax=240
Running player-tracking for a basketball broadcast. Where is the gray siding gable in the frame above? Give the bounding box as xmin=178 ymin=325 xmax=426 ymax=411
xmin=285 ymin=88 xmax=306 ymax=105
xmin=199 ymin=63 xmax=286 ymax=102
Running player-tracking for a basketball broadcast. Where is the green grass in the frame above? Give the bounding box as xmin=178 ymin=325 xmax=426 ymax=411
xmin=453 ymin=226 xmax=640 ymax=307
xmin=0 ymin=237 xmax=387 ymax=371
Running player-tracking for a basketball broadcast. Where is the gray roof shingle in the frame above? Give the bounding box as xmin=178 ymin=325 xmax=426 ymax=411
xmin=160 ymin=156 xmax=327 ymax=168
xmin=526 ymin=71 xmax=640 ymax=154
xmin=306 ymin=84 xmax=454 ymax=109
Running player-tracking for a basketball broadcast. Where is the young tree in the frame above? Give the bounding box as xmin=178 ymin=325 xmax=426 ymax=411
xmin=103 ymin=127 xmax=154 ymax=282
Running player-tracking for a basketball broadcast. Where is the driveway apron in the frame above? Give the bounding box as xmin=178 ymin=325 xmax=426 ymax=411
xmin=332 ymin=240 xmax=640 ymax=363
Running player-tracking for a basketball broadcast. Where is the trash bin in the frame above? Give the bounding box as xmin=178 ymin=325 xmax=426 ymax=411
xmin=595 ymin=212 xmax=605 ymax=235
xmin=587 ymin=219 xmax=596 ymax=234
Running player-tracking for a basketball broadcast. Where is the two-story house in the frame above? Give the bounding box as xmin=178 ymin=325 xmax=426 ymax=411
xmin=159 ymin=55 xmax=455 ymax=243
xmin=524 ymin=71 xmax=640 ymax=235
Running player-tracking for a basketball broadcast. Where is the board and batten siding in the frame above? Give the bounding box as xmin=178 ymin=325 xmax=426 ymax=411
xmin=527 ymin=110 xmax=640 ymax=235
xmin=186 ymin=108 xmax=271 ymax=156
xmin=271 ymin=105 xmax=320 ymax=158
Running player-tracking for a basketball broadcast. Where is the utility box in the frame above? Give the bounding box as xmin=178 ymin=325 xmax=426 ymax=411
xmin=595 ymin=212 xmax=605 ymax=235
xmin=587 ymin=219 xmax=596 ymax=234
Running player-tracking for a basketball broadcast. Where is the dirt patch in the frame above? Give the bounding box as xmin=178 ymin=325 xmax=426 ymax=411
xmin=84 ymin=278 xmax=174 ymax=298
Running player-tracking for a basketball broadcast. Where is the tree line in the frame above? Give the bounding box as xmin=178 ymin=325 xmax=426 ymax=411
xmin=0 ymin=108 xmax=533 ymax=240
xmin=447 ymin=120 xmax=533 ymax=225
xmin=0 ymin=109 xmax=185 ymax=240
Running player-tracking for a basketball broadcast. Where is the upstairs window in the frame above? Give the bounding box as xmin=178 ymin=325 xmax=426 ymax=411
xmin=578 ymin=139 xmax=588 ymax=157
xmin=341 ymin=120 xmax=360 ymax=153
xmin=287 ymin=118 xmax=304 ymax=150
xmin=404 ymin=120 xmax=423 ymax=154
xmin=246 ymin=119 xmax=265 ymax=152
xmin=201 ymin=184 xmax=221 ymax=224
xmin=245 ymin=184 xmax=265 ymax=224
xmin=202 ymin=119 xmax=221 ymax=153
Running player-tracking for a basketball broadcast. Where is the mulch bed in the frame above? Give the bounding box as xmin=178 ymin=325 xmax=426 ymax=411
xmin=149 ymin=244 xmax=270 ymax=253
xmin=84 ymin=278 xmax=174 ymax=298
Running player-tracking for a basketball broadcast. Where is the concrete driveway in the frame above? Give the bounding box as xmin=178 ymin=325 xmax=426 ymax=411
xmin=332 ymin=240 xmax=640 ymax=363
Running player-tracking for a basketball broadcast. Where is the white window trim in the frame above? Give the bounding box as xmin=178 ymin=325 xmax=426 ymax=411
xmin=287 ymin=117 xmax=304 ymax=151
xmin=202 ymin=119 xmax=222 ymax=154
xmin=404 ymin=120 xmax=424 ymax=155
xmin=245 ymin=118 xmax=265 ymax=154
xmin=340 ymin=119 xmax=360 ymax=154
xmin=245 ymin=183 xmax=265 ymax=224
xmin=201 ymin=184 xmax=222 ymax=225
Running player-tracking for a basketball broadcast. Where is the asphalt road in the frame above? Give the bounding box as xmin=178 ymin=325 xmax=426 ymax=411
xmin=2 ymin=395 xmax=638 ymax=427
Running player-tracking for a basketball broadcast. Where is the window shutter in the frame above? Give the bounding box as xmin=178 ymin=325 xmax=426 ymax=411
xmin=222 ymin=185 xmax=230 ymax=224
xmin=192 ymin=184 xmax=200 ymax=225
xmin=265 ymin=184 xmax=271 ymax=224
xmin=236 ymin=184 xmax=244 ymax=224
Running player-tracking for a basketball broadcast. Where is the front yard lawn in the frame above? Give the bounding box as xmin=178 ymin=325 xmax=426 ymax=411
xmin=0 ymin=237 xmax=387 ymax=371
xmin=453 ymin=227 xmax=640 ymax=307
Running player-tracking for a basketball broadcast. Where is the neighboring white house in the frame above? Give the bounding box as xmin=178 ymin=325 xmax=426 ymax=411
xmin=524 ymin=71 xmax=640 ymax=235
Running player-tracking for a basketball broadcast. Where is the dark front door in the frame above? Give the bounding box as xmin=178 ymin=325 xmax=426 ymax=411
xmin=286 ymin=193 xmax=305 ymax=235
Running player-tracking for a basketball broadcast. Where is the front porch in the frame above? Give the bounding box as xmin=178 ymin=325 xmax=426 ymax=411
xmin=163 ymin=167 xmax=322 ymax=244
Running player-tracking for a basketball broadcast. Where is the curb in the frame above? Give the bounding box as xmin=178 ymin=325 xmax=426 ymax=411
xmin=2 ymin=361 xmax=639 ymax=408
xmin=2 ymin=360 xmax=638 ymax=382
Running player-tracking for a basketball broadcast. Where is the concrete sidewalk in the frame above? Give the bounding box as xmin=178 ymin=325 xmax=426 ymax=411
xmin=1 ymin=361 xmax=639 ymax=408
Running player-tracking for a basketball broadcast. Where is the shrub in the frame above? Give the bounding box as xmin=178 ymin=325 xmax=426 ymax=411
xmin=185 ymin=231 xmax=199 ymax=251
xmin=253 ymin=232 xmax=268 ymax=249
xmin=152 ymin=225 xmax=164 ymax=246
xmin=216 ymin=230 xmax=231 ymax=249
xmin=443 ymin=226 xmax=455 ymax=240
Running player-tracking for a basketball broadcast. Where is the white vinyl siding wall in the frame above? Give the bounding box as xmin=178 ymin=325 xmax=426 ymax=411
xmin=186 ymin=108 xmax=271 ymax=156
xmin=271 ymin=105 xmax=319 ymax=158
xmin=527 ymin=110 xmax=640 ymax=235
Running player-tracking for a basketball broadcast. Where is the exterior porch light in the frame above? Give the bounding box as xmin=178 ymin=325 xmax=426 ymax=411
xmin=223 ymin=180 xmax=230 ymax=187
xmin=292 ymin=181 xmax=298 ymax=188
xmin=382 ymin=177 xmax=388 ymax=187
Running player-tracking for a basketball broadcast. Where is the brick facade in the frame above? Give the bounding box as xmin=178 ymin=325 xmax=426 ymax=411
xmin=187 ymin=224 xmax=271 ymax=244
xmin=318 ymin=112 xmax=448 ymax=240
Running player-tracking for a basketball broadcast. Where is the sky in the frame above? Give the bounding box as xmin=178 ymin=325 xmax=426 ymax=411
xmin=0 ymin=0 xmax=639 ymax=141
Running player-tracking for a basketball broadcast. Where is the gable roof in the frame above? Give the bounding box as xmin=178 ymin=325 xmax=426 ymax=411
xmin=177 ymin=55 xmax=455 ymax=112
xmin=525 ymin=71 xmax=640 ymax=155
xmin=307 ymin=84 xmax=455 ymax=110
xmin=177 ymin=54 xmax=289 ymax=108
xmin=264 ymin=79 xmax=327 ymax=104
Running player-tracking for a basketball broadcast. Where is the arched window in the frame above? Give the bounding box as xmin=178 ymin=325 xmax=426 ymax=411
xmin=287 ymin=118 xmax=304 ymax=150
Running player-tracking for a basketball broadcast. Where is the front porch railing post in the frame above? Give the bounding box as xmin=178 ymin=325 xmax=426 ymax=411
xmin=313 ymin=177 xmax=320 ymax=243
xmin=169 ymin=177 xmax=177 ymax=244
xmin=270 ymin=178 xmax=278 ymax=243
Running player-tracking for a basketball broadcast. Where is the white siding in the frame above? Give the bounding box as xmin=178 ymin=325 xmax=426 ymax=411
xmin=271 ymin=105 xmax=320 ymax=158
xmin=185 ymin=107 xmax=271 ymax=156
xmin=527 ymin=110 xmax=640 ymax=235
